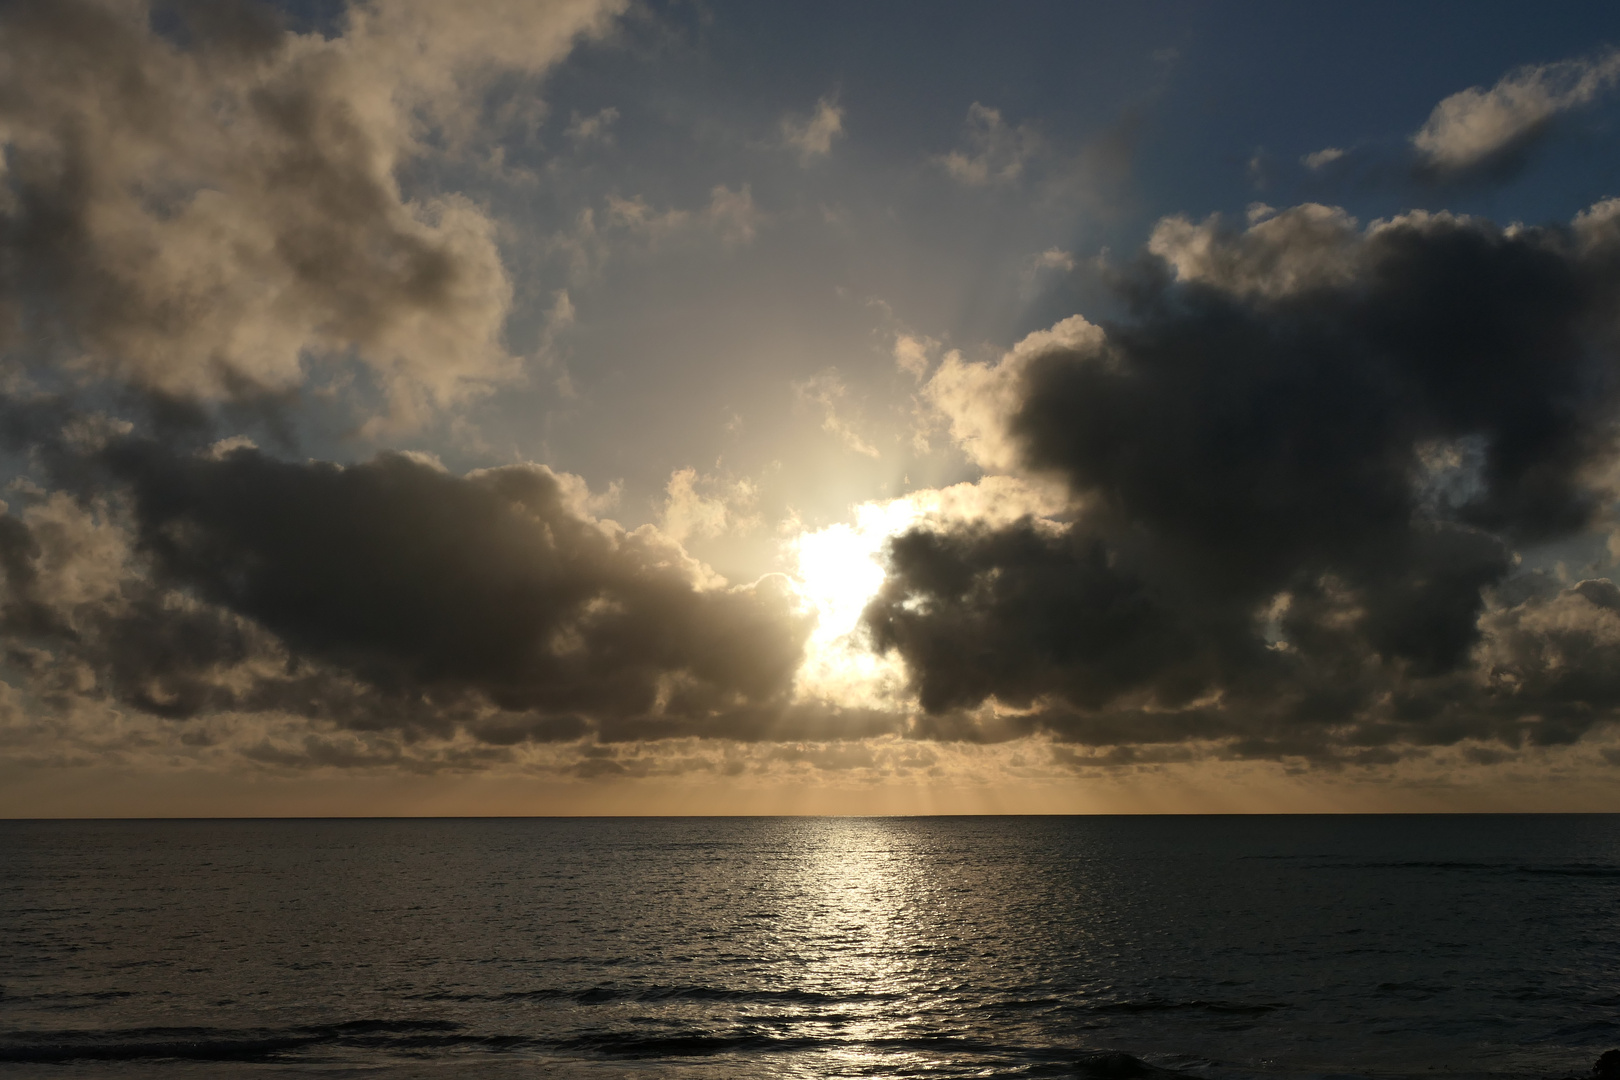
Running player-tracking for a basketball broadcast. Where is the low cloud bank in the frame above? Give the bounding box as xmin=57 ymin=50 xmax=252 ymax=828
xmin=0 ymin=439 xmax=812 ymax=748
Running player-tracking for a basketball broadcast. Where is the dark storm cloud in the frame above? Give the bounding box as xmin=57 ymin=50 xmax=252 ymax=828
xmin=0 ymin=438 xmax=811 ymax=744
xmin=108 ymin=443 xmax=808 ymax=712
xmin=866 ymin=522 xmax=1223 ymax=716
xmin=868 ymin=201 xmax=1620 ymax=759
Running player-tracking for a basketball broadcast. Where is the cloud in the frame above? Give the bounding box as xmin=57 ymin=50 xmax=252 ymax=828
xmin=11 ymin=4 xmax=1620 ymax=796
xmin=940 ymin=103 xmax=1043 ymax=186
xmin=603 ymin=186 xmax=759 ymax=244
xmin=0 ymin=0 xmax=624 ymax=432
xmin=565 ymin=105 xmax=620 ymax=145
xmin=866 ymin=198 xmax=1620 ymax=761
xmin=1478 ymin=577 xmax=1620 ymax=717
xmin=793 ymin=368 xmax=880 ymax=458
xmin=920 ymin=315 xmax=1103 ymax=473
xmin=553 ymin=184 xmax=762 ymax=280
xmin=1028 ymin=248 xmax=1078 ymax=274
xmin=0 ymin=437 xmax=812 ymax=748
xmin=1246 ymin=150 xmax=1271 ymax=190
xmin=1146 ymin=202 xmax=1363 ymax=298
xmin=660 ymin=467 xmax=761 ymax=544
xmin=892 ymin=334 xmax=938 ymax=381
xmin=701 ymin=184 xmax=763 ymax=246
xmin=1301 ymin=147 xmax=1346 ymax=170
xmin=0 ymin=2 xmax=845 ymax=778
xmin=1412 ymin=48 xmax=1620 ymax=177
xmin=782 ymin=97 xmax=844 ymax=162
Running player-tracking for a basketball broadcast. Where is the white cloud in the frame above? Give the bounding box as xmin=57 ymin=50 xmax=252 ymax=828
xmin=703 ymin=184 xmax=763 ymax=245
xmin=940 ymin=103 xmax=1043 ymax=186
xmin=1301 ymin=146 xmax=1346 ymax=170
xmin=603 ymin=184 xmax=760 ymax=245
xmin=565 ymin=105 xmax=619 ymax=145
xmin=1028 ymin=247 xmax=1077 ymax=274
xmin=550 ymin=184 xmax=762 ymax=281
xmin=921 ymin=315 xmax=1103 ymax=473
xmin=531 ymin=289 xmax=579 ymax=398
xmin=660 ymin=467 xmax=761 ymax=544
xmin=1412 ymin=48 xmax=1620 ymax=172
xmin=1147 ymin=203 xmax=1364 ymax=299
xmin=892 ymin=333 xmax=938 ymax=381
xmin=793 ymin=368 xmax=880 ymax=458
xmin=1246 ymin=150 xmax=1271 ymax=190
xmin=782 ymin=97 xmax=844 ymax=161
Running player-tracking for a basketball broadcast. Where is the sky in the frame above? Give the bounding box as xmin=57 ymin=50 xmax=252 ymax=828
xmin=6 ymin=0 xmax=1620 ymax=815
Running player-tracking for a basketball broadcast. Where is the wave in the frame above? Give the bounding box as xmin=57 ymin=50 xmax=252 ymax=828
xmin=0 ymin=989 xmax=135 ymax=1007
xmin=407 ymin=983 xmax=901 ymax=1006
xmin=1078 ymin=998 xmax=1289 ymax=1016
xmin=0 ymin=1019 xmax=471 ymax=1064
xmin=546 ymin=1029 xmax=1104 ymax=1062
xmin=551 ymin=1030 xmax=823 ymax=1057
xmin=0 ymin=1020 xmax=1202 ymax=1073
xmin=1375 ymin=980 xmax=1454 ymax=1000
xmin=1330 ymin=860 xmax=1620 ymax=876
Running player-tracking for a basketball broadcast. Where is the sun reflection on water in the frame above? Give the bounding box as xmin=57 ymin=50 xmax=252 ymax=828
xmin=769 ymin=818 xmax=945 ymax=1076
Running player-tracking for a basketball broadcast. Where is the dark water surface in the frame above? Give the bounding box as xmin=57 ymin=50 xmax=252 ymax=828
xmin=4 ymin=816 xmax=1620 ymax=1079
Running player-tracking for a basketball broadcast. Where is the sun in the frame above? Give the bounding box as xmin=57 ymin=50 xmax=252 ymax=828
xmin=786 ymin=499 xmax=924 ymax=707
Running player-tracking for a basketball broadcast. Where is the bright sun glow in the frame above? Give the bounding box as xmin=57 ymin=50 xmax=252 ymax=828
xmin=783 ymin=477 xmax=1071 ymax=708
xmin=787 ymin=498 xmax=925 ymax=707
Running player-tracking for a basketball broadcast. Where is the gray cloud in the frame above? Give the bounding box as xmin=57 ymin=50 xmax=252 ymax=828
xmin=0 ymin=0 xmax=621 ymax=431
xmin=867 ymin=200 xmax=1620 ymax=761
xmin=0 ymin=439 xmax=813 ymax=748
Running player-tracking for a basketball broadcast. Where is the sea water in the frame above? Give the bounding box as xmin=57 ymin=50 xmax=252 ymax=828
xmin=3 ymin=815 xmax=1619 ymax=1079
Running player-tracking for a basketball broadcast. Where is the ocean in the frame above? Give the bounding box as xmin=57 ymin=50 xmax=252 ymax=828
xmin=3 ymin=815 xmax=1619 ymax=1079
